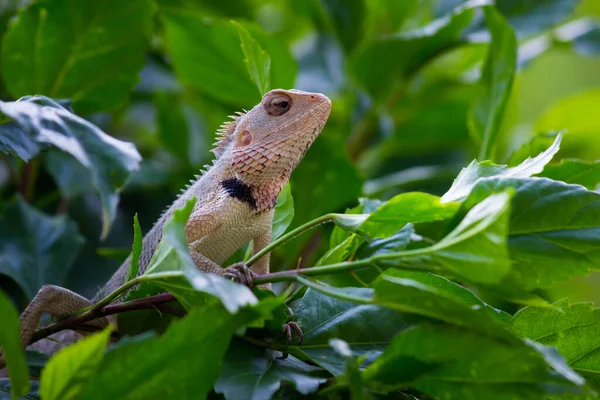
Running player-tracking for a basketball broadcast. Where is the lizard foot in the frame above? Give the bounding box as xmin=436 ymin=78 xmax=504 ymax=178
xmin=223 ymin=262 xmax=256 ymax=288
xmin=278 ymin=321 xmax=303 ymax=360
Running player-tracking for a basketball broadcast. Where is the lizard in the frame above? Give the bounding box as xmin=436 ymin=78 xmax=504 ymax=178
xmin=10 ymin=88 xmax=332 ymax=357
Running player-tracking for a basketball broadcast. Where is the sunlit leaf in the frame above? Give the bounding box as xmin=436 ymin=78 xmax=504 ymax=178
xmin=40 ymin=327 xmax=112 ymax=400
xmin=79 ymin=306 xmax=238 ymax=399
xmin=442 ymin=133 xmax=561 ymax=202
xmin=0 ymin=291 xmax=29 ymax=400
xmin=361 ymin=192 xmax=460 ymax=237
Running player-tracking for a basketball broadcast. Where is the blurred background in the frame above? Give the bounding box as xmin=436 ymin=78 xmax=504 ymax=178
xmin=0 ymin=0 xmax=599 ymax=309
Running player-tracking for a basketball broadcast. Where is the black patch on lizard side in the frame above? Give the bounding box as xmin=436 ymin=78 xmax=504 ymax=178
xmin=221 ymin=178 xmax=257 ymax=209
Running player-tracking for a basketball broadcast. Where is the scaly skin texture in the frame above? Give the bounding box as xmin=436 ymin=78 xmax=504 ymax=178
xmin=12 ymin=89 xmax=332 ymax=355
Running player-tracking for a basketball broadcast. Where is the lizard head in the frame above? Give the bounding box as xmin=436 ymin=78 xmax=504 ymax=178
xmin=224 ymin=89 xmax=331 ymax=211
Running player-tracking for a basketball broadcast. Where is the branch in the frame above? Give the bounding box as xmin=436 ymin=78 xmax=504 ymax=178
xmin=29 ymin=245 xmax=436 ymax=345
xmin=246 ymin=214 xmax=335 ymax=266
xmin=30 ymin=293 xmax=179 ymax=345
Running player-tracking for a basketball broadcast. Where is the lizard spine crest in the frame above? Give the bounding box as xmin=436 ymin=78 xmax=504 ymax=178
xmin=212 ymin=111 xmax=246 ymax=158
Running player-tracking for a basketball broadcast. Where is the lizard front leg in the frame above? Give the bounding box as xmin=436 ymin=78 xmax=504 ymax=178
xmin=17 ymin=285 xmax=108 ymax=348
xmin=185 ymin=207 xmax=255 ymax=287
xmin=251 ymin=230 xmax=272 ymax=290
xmin=188 ymin=248 xmax=255 ymax=287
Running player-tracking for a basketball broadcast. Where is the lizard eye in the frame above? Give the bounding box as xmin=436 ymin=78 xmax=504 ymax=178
xmin=263 ymin=93 xmax=292 ymax=116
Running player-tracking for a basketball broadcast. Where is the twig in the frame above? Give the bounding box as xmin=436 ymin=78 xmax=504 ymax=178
xmin=246 ymin=214 xmax=335 ymax=266
xmin=29 ymin=242 xmax=438 ymax=345
xmin=30 ymin=293 xmax=178 ymax=345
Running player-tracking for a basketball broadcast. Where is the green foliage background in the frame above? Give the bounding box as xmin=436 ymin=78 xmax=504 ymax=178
xmin=1 ymin=0 xmax=600 ymax=399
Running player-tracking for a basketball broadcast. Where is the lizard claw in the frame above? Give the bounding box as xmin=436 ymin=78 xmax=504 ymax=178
xmin=223 ymin=262 xmax=256 ymax=288
xmin=278 ymin=321 xmax=303 ymax=360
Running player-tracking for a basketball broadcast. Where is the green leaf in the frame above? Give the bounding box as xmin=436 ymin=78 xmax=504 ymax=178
xmin=495 ymin=0 xmax=581 ymax=39
xmin=163 ymin=11 xmax=258 ymax=106
xmin=232 ymin=20 xmax=271 ymax=95
xmin=379 ymin=269 xmax=511 ymax=322
xmin=373 ymin=274 xmax=512 ymax=340
xmin=272 ymin=183 xmax=294 ymax=240
xmin=0 ymin=379 xmax=39 ymax=400
xmin=0 ymin=122 xmax=42 ymax=162
xmin=361 ymin=324 xmax=583 ymax=399
xmin=540 ymin=159 xmax=600 ymax=190
xmin=360 ymin=192 xmax=460 ymax=238
xmin=320 ymin=225 xmax=417 ymax=286
xmin=536 ymin=88 xmax=600 ymax=134
xmin=292 ymin=287 xmax=407 ymax=376
xmin=534 ymin=89 xmax=600 ymax=161
xmin=350 ymin=0 xmax=485 ymax=101
xmin=329 ymin=339 xmax=373 ymax=400
xmin=363 ymin=0 xmax=418 ymax=37
xmin=442 ymin=133 xmax=561 ymax=203
xmin=358 ymin=224 xmax=415 ymax=259
xmin=316 ymin=234 xmax=363 ymax=267
xmin=331 ymin=214 xmax=370 ymax=234
xmin=320 ymin=0 xmax=366 ymax=54
xmin=0 ymin=196 xmax=84 ymax=300
xmin=573 ymin=23 xmax=600 ymax=56
xmin=125 ymin=214 xmax=142 ymax=283
xmin=1 ymin=0 xmax=155 ymax=113
xmin=25 ymin=350 xmax=50 ymax=379
xmin=244 ymin=25 xmax=296 ymax=92
xmin=215 ymin=341 xmax=328 ymax=399
xmin=156 ymin=0 xmax=253 ymax=19
xmin=507 ymin=132 xmax=557 ymax=166
xmin=533 ymin=87 xmax=600 ymax=160
xmin=465 ymin=177 xmax=600 ymax=290
xmin=0 ymin=291 xmax=29 ymax=400
xmin=163 ymin=12 xmax=295 ymax=107
xmin=360 ymin=84 xmax=473 ymax=174
xmin=468 ymin=6 xmax=517 ymax=160
xmin=44 ymin=150 xmax=93 ymax=197
xmin=381 ymin=191 xmax=512 ymax=286
xmin=142 ymin=197 xmax=257 ymax=313
xmin=153 ymin=92 xmax=211 ymax=167
xmin=329 ymin=198 xmax=382 ymax=248
xmin=0 ymin=96 xmax=142 ymax=238
xmin=79 ymin=305 xmax=237 ymax=400
xmin=512 ymin=299 xmax=600 ymax=392
xmin=40 ymin=327 xmax=112 ymax=400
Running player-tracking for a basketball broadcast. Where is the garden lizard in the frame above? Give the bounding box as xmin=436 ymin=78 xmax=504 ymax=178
xmin=13 ymin=88 xmax=332 ymax=354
